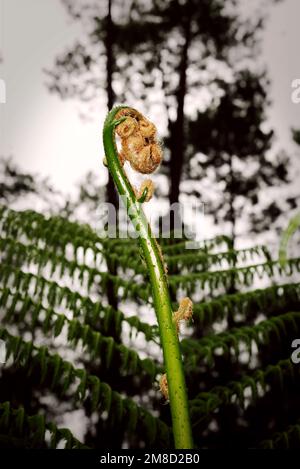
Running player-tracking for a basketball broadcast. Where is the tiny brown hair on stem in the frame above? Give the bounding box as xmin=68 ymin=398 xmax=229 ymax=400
xmin=159 ymin=373 xmax=169 ymax=401
xmin=173 ymin=297 xmax=193 ymax=334
xmin=134 ymin=179 xmax=155 ymax=202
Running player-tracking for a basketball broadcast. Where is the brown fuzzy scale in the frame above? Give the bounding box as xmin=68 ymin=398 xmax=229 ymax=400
xmin=178 ymin=297 xmax=193 ymax=321
xmin=123 ymin=134 xmax=145 ymax=158
xmin=139 ymin=119 xmax=156 ymax=138
xmin=134 ymin=179 xmax=155 ymax=202
xmin=173 ymin=311 xmax=182 ymax=334
xmin=154 ymin=238 xmax=168 ymax=275
xmin=115 ymin=107 xmax=144 ymax=122
xmin=173 ymin=297 xmax=193 ymax=334
xmin=159 ymin=373 xmax=169 ymax=401
xmin=115 ymin=116 xmax=138 ymax=139
xmin=129 ymin=144 xmax=162 ymax=174
xmin=118 ymin=150 xmax=126 ymax=166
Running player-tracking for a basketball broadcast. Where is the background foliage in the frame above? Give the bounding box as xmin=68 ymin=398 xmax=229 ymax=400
xmin=0 ymin=0 xmax=300 ymax=449
xmin=0 ymin=205 xmax=299 ymax=448
xmin=46 ymin=0 xmax=299 ymax=238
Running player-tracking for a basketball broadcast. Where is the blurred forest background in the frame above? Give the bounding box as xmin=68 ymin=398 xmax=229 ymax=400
xmin=0 ymin=0 xmax=300 ymax=449
xmin=0 ymin=0 xmax=299 ymax=246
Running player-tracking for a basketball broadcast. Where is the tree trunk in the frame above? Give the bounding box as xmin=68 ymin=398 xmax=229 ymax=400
xmin=227 ymin=154 xmax=236 ymax=247
xmin=169 ymin=12 xmax=191 ymax=233
xmin=105 ymin=0 xmax=118 ymax=209
xmin=227 ymin=154 xmax=237 ymax=327
xmin=168 ymin=11 xmax=191 ymax=231
xmin=105 ymin=0 xmax=118 ymax=310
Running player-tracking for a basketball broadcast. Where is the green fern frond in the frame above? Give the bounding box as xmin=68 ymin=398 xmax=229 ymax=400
xmin=167 ymin=258 xmax=300 ymax=296
xmin=182 ymin=311 xmax=300 ymax=367
xmin=0 ymin=327 xmax=170 ymax=446
xmin=191 ymin=282 xmax=300 ymax=328
xmin=0 ymin=401 xmax=87 ymax=449
xmin=1 ymin=287 xmax=159 ymax=378
xmin=190 ymin=357 xmax=299 ymax=421
xmin=0 ymin=265 xmax=156 ymax=341
xmin=1 ymin=204 xmax=300 ymax=448
xmin=259 ymin=420 xmax=300 ymax=449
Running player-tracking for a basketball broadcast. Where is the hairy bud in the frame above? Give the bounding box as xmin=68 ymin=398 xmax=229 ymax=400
xmin=114 ymin=109 xmax=162 ymax=184
xmin=159 ymin=373 xmax=169 ymax=401
xmin=135 ymin=179 xmax=155 ymax=202
xmin=139 ymin=118 xmax=156 ymax=138
xmin=115 ymin=116 xmax=138 ymax=139
xmin=173 ymin=297 xmax=193 ymax=334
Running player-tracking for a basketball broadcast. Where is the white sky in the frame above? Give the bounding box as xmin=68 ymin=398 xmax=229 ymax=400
xmin=0 ymin=0 xmax=106 ymax=193
xmin=0 ymin=0 xmax=299 ymax=197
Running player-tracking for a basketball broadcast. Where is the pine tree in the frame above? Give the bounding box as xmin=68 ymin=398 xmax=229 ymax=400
xmin=45 ymin=0 xmax=255 ymax=201
xmin=46 ymin=0 xmax=292 ymax=237
xmin=186 ymin=69 xmax=293 ymax=242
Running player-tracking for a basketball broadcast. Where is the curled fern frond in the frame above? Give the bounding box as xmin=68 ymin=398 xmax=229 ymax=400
xmin=103 ymin=106 xmax=193 ymax=449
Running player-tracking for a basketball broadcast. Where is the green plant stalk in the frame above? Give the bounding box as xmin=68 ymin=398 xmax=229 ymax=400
xmin=103 ymin=106 xmax=193 ymax=449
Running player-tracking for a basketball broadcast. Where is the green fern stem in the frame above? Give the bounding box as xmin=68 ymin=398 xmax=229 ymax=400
xmin=103 ymin=106 xmax=193 ymax=449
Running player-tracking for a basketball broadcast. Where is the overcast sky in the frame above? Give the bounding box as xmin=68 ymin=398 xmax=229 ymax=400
xmin=0 ymin=0 xmax=299 ymax=197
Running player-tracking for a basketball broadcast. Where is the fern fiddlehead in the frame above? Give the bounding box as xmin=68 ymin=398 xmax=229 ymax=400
xmin=102 ymin=106 xmax=193 ymax=449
